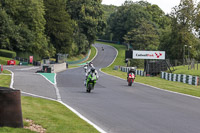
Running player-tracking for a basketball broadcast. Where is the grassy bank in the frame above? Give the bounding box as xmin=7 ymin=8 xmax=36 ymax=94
xmin=169 ymin=64 xmax=200 ymax=76
xmin=0 ymin=96 xmax=99 ymax=133
xmin=68 ymin=46 xmax=97 ymax=68
xmin=97 ymin=41 xmax=200 ymax=97
xmin=68 ymin=46 xmax=96 ymax=62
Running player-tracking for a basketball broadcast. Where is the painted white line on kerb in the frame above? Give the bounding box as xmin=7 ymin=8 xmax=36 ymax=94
xmin=100 ymin=69 xmax=200 ymax=101
xmin=6 ymin=69 xmax=14 ymax=89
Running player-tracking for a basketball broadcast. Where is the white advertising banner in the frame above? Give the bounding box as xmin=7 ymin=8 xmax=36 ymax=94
xmin=132 ymin=50 xmax=165 ymax=59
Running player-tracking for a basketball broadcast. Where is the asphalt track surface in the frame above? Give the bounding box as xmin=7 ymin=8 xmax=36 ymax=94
xmin=57 ymin=43 xmax=200 ymax=133
xmin=4 ymin=66 xmax=57 ymax=99
xmin=4 ymin=43 xmax=200 ymax=133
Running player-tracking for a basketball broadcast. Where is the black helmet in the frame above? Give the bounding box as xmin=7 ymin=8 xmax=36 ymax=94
xmin=91 ymin=67 xmax=95 ymax=72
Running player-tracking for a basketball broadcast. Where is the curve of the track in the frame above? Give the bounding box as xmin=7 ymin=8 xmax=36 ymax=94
xmin=57 ymin=43 xmax=200 ymax=133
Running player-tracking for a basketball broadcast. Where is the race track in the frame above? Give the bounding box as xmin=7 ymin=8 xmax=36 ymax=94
xmin=57 ymin=43 xmax=200 ymax=133
xmin=5 ymin=43 xmax=200 ymax=133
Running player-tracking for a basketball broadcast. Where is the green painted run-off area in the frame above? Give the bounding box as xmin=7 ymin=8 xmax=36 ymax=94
xmin=39 ymin=73 xmax=55 ymax=84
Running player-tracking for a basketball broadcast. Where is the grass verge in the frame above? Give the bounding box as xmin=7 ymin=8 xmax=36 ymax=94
xmin=97 ymin=41 xmax=200 ymax=97
xmin=0 ymin=70 xmax=11 ymax=88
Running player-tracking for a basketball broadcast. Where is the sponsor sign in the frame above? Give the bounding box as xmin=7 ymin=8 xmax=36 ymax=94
xmin=133 ymin=50 xmax=165 ymax=59
xmin=29 ymin=56 xmax=33 ymax=63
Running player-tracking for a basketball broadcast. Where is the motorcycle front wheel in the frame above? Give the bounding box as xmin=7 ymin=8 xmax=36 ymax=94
xmin=86 ymin=84 xmax=93 ymax=93
xmin=128 ymin=81 xmax=132 ymax=86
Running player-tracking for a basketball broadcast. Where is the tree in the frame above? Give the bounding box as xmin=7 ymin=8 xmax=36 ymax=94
xmin=44 ymin=0 xmax=73 ymax=54
xmin=108 ymin=2 xmax=151 ymax=42
xmin=66 ymin=0 xmax=105 ymax=53
xmin=0 ymin=0 xmax=53 ymax=58
xmin=168 ymin=0 xmax=200 ymax=59
xmin=124 ymin=20 xmax=159 ymax=50
xmin=0 ymin=8 xmax=16 ymax=50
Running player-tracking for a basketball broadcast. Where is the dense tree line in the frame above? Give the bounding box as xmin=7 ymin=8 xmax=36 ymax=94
xmin=0 ymin=0 xmax=105 ymax=59
xmin=2 ymin=0 xmax=200 ymax=61
xmin=101 ymin=0 xmax=200 ymax=60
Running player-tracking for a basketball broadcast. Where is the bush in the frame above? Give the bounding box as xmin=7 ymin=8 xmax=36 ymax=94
xmin=0 ymin=57 xmax=8 ymax=65
xmin=130 ymin=59 xmax=144 ymax=69
xmin=0 ymin=49 xmax=16 ymax=58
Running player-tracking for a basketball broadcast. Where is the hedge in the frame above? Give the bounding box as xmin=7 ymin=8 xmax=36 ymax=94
xmin=0 ymin=49 xmax=16 ymax=58
xmin=17 ymin=52 xmax=41 ymax=61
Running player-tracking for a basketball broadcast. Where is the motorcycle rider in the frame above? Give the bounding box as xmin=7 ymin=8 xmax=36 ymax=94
xmin=127 ymin=67 xmax=136 ymax=81
xmin=85 ymin=67 xmax=99 ymax=86
xmin=89 ymin=61 xmax=94 ymax=68
xmin=83 ymin=63 xmax=88 ymax=72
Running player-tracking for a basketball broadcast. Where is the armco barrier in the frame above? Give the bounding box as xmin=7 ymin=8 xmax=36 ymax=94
xmin=120 ymin=66 xmax=144 ymax=76
xmin=161 ymin=72 xmax=199 ymax=86
xmin=67 ymin=50 xmax=91 ymax=64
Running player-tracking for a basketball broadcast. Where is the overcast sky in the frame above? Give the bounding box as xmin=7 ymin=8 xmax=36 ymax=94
xmin=101 ymin=0 xmax=200 ymax=14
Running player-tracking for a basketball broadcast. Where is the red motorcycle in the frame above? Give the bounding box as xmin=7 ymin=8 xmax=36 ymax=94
xmin=127 ymin=73 xmax=135 ymax=86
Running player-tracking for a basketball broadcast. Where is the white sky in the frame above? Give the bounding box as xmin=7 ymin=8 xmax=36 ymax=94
xmin=102 ymin=0 xmax=200 ymax=14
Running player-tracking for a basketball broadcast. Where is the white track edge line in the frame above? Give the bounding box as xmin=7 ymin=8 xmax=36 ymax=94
xmin=21 ymin=91 xmax=57 ymax=101
xmin=97 ymin=43 xmax=200 ymax=100
xmin=59 ymin=101 xmax=107 ymax=133
xmin=99 ymin=69 xmax=200 ymax=100
xmin=38 ymin=70 xmax=106 ymax=132
xmin=54 ymin=73 xmax=61 ymax=101
xmin=21 ymin=91 xmax=106 ymax=133
xmin=105 ymin=45 xmax=118 ymax=68
xmin=92 ymin=44 xmax=98 ymax=62
xmin=8 ymin=69 xmax=106 ymax=133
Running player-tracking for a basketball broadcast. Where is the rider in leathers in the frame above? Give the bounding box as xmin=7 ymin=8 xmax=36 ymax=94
xmin=85 ymin=67 xmax=99 ymax=86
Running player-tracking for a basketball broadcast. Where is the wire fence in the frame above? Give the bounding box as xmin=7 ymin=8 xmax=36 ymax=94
xmin=167 ymin=58 xmax=200 ymax=71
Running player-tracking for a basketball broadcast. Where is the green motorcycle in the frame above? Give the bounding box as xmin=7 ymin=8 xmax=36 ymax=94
xmin=86 ymin=73 xmax=97 ymax=93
